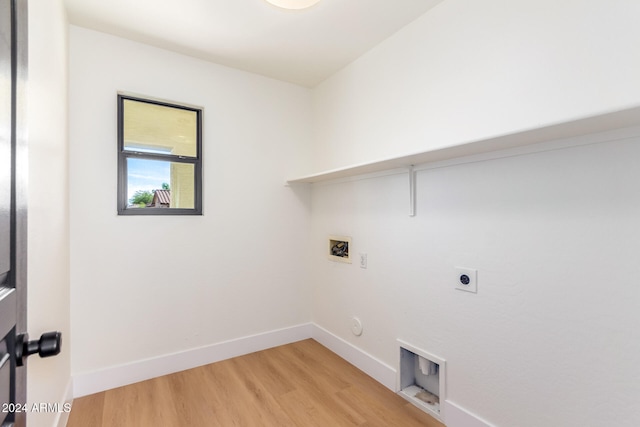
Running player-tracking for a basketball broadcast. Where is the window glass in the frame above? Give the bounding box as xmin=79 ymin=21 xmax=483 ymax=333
xmin=123 ymin=99 xmax=198 ymax=157
xmin=126 ymin=159 xmax=195 ymax=209
xmin=118 ymin=95 xmax=202 ymax=215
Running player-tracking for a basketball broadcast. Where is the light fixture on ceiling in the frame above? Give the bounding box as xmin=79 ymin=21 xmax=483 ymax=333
xmin=264 ymin=0 xmax=322 ymax=10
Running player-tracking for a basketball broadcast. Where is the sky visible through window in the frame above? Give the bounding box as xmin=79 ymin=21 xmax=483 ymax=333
xmin=127 ymin=158 xmax=170 ymax=202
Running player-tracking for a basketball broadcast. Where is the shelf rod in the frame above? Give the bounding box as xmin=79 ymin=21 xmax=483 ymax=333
xmin=408 ymin=165 xmax=416 ymax=217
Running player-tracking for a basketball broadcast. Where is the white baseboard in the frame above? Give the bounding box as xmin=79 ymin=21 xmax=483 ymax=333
xmin=72 ymin=322 xmax=493 ymax=427
xmin=310 ymin=325 xmax=493 ymax=427
xmin=310 ymin=324 xmax=397 ymax=391
xmin=54 ymin=378 xmax=73 ymax=427
xmin=443 ymin=400 xmax=495 ymax=427
xmin=72 ymin=323 xmax=313 ymax=397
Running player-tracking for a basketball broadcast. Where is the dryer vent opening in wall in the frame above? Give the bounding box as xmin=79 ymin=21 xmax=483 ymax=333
xmin=328 ymin=235 xmax=351 ymax=263
xmin=398 ymin=341 xmax=446 ymax=421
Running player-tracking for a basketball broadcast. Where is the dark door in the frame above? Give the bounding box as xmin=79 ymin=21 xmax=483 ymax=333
xmin=1 ymin=2 xmax=61 ymax=425
xmin=0 ymin=0 xmax=40 ymax=425
xmin=0 ymin=0 xmax=27 ymax=425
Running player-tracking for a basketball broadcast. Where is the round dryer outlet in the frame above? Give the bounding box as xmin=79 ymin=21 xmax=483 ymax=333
xmin=351 ymin=316 xmax=363 ymax=336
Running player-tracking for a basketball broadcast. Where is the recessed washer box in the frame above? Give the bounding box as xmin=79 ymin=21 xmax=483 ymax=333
xmin=397 ymin=340 xmax=446 ymax=422
xmin=328 ymin=235 xmax=351 ymax=263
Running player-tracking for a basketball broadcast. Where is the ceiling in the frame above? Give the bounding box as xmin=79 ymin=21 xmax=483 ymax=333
xmin=63 ymin=0 xmax=443 ymax=87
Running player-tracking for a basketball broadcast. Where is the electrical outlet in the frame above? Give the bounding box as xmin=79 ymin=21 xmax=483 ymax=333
xmin=454 ymin=267 xmax=477 ymax=293
xmin=359 ymin=253 xmax=367 ymax=269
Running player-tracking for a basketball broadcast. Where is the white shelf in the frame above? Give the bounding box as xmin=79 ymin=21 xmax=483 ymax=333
xmin=287 ymin=106 xmax=640 ymax=184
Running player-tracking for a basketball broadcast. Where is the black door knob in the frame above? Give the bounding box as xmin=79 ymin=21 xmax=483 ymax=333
xmin=15 ymin=331 xmax=62 ymax=366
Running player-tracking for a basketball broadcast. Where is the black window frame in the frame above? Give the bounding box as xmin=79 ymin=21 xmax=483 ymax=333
xmin=117 ymin=93 xmax=203 ymax=215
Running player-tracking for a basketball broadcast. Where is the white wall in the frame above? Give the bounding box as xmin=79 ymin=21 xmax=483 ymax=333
xmin=310 ymin=131 xmax=640 ymax=427
xmin=27 ymin=0 xmax=72 ymax=426
xmin=308 ymin=1 xmax=640 ymax=426
xmin=68 ymin=27 xmax=313 ymax=380
xmin=312 ymin=0 xmax=640 ymax=172
xmin=64 ymin=1 xmax=640 ymax=425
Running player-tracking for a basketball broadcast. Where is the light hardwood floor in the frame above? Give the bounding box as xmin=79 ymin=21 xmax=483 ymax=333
xmin=67 ymin=339 xmax=444 ymax=427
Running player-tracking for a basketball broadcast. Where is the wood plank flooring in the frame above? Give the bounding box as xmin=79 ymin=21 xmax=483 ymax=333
xmin=67 ymin=339 xmax=444 ymax=427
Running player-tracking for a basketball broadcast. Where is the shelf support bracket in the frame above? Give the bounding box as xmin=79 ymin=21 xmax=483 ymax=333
xmin=408 ymin=165 xmax=416 ymax=217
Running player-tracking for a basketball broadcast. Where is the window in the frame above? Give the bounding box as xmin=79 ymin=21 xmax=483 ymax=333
xmin=117 ymin=94 xmax=202 ymax=215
